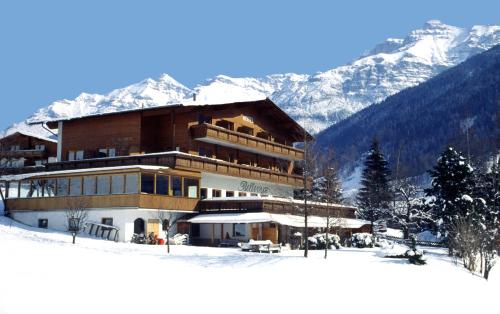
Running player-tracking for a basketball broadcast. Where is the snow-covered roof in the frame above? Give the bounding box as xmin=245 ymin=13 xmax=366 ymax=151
xmin=1 ymin=130 xmax=57 ymax=143
xmin=188 ymin=212 xmax=369 ymax=229
xmin=41 ymin=98 xmax=268 ymax=125
xmin=0 ymin=165 xmax=169 ymax=181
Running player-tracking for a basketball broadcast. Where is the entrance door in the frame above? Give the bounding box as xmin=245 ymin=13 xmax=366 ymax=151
xmin=134 ymin=218 xmax=145 ymax=234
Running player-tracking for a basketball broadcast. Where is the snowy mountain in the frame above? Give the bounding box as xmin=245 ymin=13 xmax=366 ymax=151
xmin=2 ymin=20 xmax=499 ymax=137
xmin=316 ymin=45 xmax=500 ymax=180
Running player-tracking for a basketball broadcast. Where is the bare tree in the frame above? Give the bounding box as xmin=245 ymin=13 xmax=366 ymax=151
xmin=156 ymin=210 xmax=179 ymax=254
xmin=65 ymin=198 xmax=89 ymax=244
xmin=300 ymin=135 xmax=316 ymax=258
xmin=315 ymin=149 xmax=343 ymax=259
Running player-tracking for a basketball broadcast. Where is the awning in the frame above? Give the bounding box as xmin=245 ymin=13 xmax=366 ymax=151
xmin=188 ymin=212 xmax=370 ymax=229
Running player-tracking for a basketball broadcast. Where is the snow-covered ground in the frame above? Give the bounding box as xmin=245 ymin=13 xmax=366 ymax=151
xmin=0 ymin=216 xmax=497 ymax=314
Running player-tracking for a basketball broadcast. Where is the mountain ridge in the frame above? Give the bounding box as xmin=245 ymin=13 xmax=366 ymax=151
xmin=2 ymin=20 xmax=499 ymax=138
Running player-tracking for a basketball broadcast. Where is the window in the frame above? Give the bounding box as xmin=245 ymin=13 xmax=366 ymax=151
xmin=237 ymin=126 xmax=254 ymax=136
xmin=10 ymin=145 xmax=20 ymax=151
xmin=97 ymin=176 xmax=110 ymax=195
xmin=69 ymin=178 xmax=82 ymax=196
xmin=101 ymin=218 xmax=113 ymax=226
xmin=226 ymin=191 xmax=234 ymax=197
xmin=38 ymin=219 xmax=48 ymax=229
xmin=233 ymin=223 xmax=246 ymax=237
xmin=141 ymin=174 xmax=155 ymax=194
xmin=250 ymin=193 xmax=258 ymax=197
xmin=35 ymin=160 xmax=45 ymax=166
xmin=97 ymin=148 xmax=116 ymax=158
xmin=68 ymin=151 xmax=75 ymax=161
xmin=7 ymin=181 xmax=19 ymax=198
xmin=198 ymin=147 xmax=212 ymax=158
xmin=83 ymin=176 xmax=97 ymax=195
xmin=20 ymin=181 xmax=31 ymax=198
xmin=56 ymin=178 xmax=69 ymax=196
xmin=191 ymin=224 xmax=200 ymax=237
xmin=35 ymin=144 xmax=45 ymax=151
xmin=156 ymin=175 xmax=169 ymax=195
xmin=125 ymin=174 xmax=138 ymax=194
xmin=44 ymin=179 xmax=56 ymax=197
xmin=76 ymin=150 xmax=84 ymax=160
xmin=111 ymin=175 xmax=124 ymax=194
xmin=183 ymin=178 xmax=199 ymax=198
xmin=98 ymin=149 xmax=108 ymax=158
xmin=212 ymin=189 xmax=221 ymax=198
xmin=198 ymin=114 xmax=212 ymax=125
xmin=172 ymin=176 xmax=182 ymax=197
xmin=238 ymin=192 xmax=247 ymax=197
xmin=200 ymin=188 xmax=207 ymax=200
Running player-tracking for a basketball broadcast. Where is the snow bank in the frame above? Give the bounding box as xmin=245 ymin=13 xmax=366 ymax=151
xmin=0 ymin=216 xmax=497 ymax=314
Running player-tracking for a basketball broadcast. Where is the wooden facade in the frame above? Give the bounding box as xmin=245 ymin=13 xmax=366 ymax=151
xmin=47 ymin=99 xmax=309 ymax=182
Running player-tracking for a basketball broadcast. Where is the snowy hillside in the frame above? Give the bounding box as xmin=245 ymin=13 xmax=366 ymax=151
xmin=2 ymin=20 xmax=499 ymax=138
xmin=0 ymin=216 xmax=498 ymax=314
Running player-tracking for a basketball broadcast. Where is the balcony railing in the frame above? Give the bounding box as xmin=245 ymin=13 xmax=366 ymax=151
xmin=0 ymin=149 xmax=46 ymax=158
xmin=199 ymin=198 xmax=357 ymax=218
xmin=44 ymin=152 xmax=303 ymax=187
xmin=5 ymin=194 xmax=199 ymax=212
xmin=191 ymin=123 xmax=304 ymax=161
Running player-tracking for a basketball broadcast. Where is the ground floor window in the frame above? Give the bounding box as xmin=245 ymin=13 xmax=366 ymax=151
xmin=200 ymin=188 xmax=207 ymax=199
xmin=233 ymin=223 xmax=246 ymax=237
xmin=38 ymin=219 xmax=48 ymax=229
xmin=212 ymin=189 xmax=221 ymax=198
xmin=225 ymin=191 xmax=234 ymax=197
xmin=101 ymin=218 xmax=113 ymax=226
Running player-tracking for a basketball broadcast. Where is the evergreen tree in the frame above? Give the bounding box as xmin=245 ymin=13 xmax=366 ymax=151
xmin=356 ymin=139 xmax=392 ymax=228
xmin=474 ymin=158 xmax=500 ymax=279
xmin=425 ymin=147 xmax=475 ymax=241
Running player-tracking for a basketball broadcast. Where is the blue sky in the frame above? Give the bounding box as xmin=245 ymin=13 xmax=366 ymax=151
xmin=0 ymin=0 xmax=498 ymax=130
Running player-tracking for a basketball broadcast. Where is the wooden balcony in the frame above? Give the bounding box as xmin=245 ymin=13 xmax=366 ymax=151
xmin=190 ymin=123 xmax=304 ymax=161
xmin=0 ymin=149 xmax=46 ymax=159
xmin=6 ymin=194 xmax=199 ymax=212
xmin=200 ymin=198 xmax=357 ymax=218
xmin=45 ymin=152 xmax=303 ymax=187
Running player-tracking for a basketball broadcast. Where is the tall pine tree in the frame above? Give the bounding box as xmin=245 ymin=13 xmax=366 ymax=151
xmin=356 ymin=139 xmax=392 ymax=229
xmin=425 ymin=147 xmax=475 ymax=240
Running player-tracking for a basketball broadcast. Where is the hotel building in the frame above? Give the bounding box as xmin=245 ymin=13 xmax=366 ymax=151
xmin=0 ymin=98 xmax=368 ymax=244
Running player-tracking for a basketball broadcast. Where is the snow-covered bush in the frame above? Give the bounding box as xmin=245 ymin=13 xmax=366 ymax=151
xmin=308 ymin=233 xmax=341 ymax=250
xmin=350 ymin=233 xmax=374 ymax=248
xmin=382 ymin=236 xmax=426 ymax=265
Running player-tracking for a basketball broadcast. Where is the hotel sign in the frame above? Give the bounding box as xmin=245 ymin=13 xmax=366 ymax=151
xmin=201 ymin=173 xmax=293 ymax=197
xmin=239 ymin=181 xmax=270 ymax=194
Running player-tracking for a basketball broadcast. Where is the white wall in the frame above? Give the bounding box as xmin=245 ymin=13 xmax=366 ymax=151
xmin=10 ymin=208 xmax=186 ymax=242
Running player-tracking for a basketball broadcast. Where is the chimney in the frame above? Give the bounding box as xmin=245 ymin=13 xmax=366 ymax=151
xmin=193 ymin=93 xmax=197 ymax=101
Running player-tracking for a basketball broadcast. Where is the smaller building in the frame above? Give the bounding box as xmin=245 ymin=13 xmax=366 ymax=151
xmin=0 ymin=131 xmax=57 ymax=172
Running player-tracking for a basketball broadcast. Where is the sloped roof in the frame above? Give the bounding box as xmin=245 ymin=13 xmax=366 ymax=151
xmin=0 ymin=131 xmax=57 ymax=143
